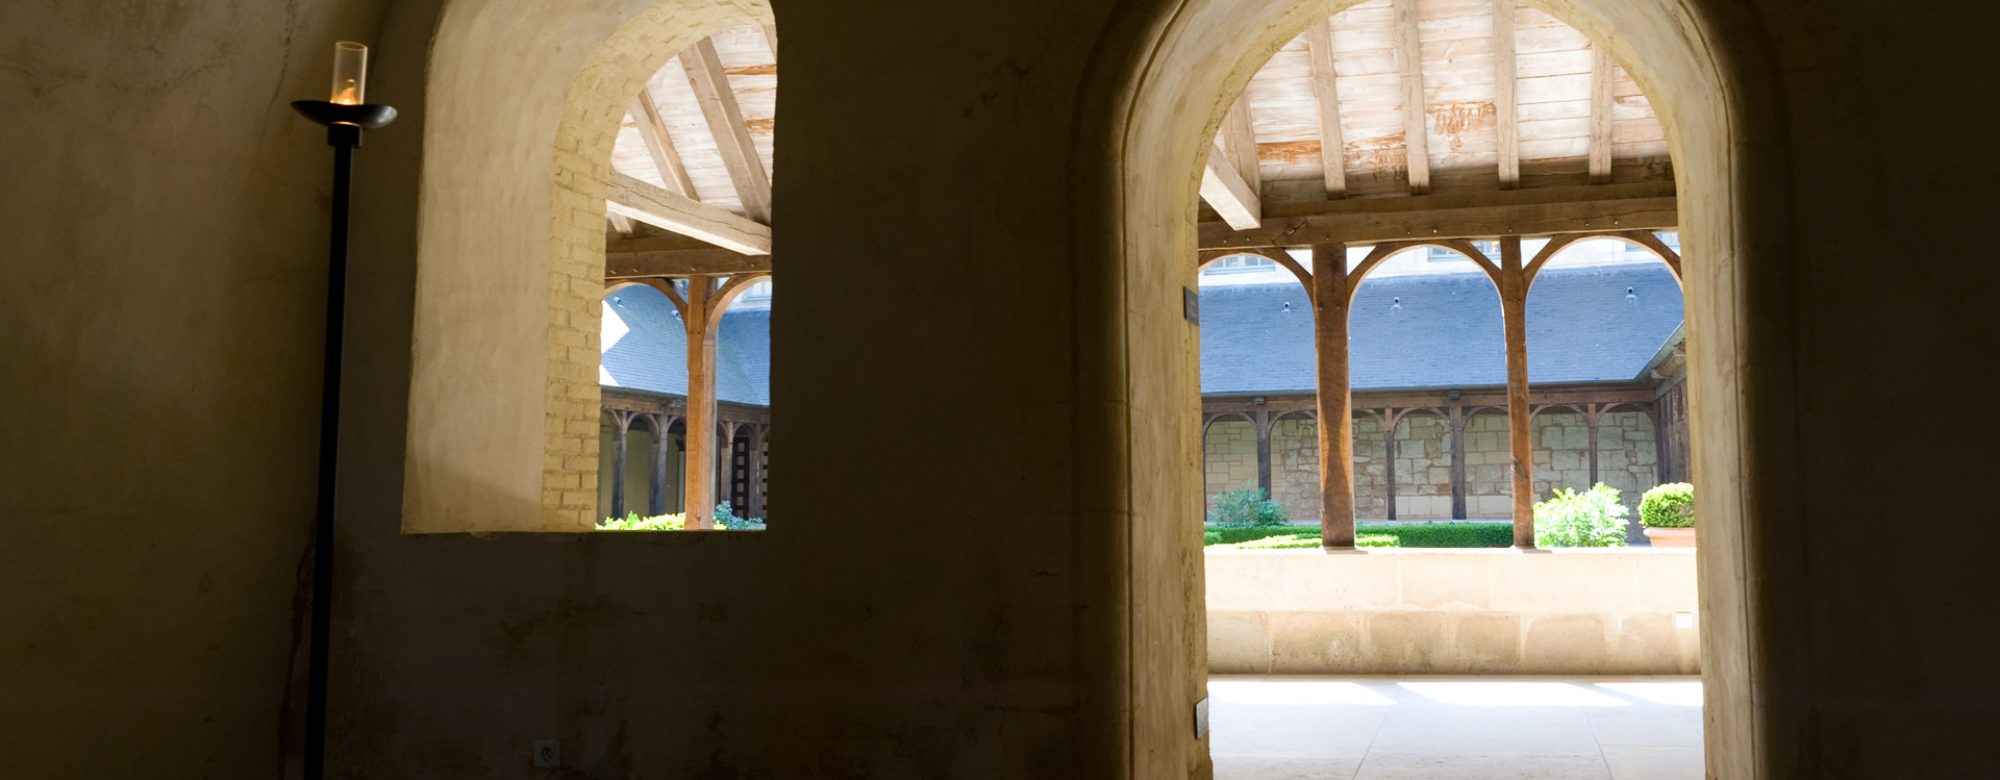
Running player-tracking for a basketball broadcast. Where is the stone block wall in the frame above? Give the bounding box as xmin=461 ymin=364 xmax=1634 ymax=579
xmin=1203 ymin=419 xmax=1259 ymax=517
xmin=1205 ymin=404 xmax=1664 ymax=522
xmin=1269 ymin=417 xmax=1318 ymax=521
xmin=1207 ymin=550 xmax=1702 ymax=674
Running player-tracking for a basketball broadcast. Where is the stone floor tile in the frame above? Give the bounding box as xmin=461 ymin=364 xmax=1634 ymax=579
xmin=1600 ymin=745 xmax=1703 ymax=780
xmin=1586 ymin=709 xmax=1704 ymax=746
xmin=1351 ymin=751 xmax=1612 ymax=779
xmin=1212 ymin=754 xmax=1365 ymax=779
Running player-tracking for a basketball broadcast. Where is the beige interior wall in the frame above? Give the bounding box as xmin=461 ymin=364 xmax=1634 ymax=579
xmin=5 ymin=0 xmax=1999 ymax=777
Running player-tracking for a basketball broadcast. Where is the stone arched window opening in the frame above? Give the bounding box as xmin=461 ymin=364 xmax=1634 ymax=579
xmin=406 ymin=0 xmax=776 ymax=533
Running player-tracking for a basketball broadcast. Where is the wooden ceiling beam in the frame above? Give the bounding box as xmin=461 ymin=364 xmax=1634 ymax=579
xmin=682 ymin=38 xmax=774 ymax=222
xmin=1588 ymin=46 xmax=1615 ymax=184
xmin=1198 ymin=181 xmax=1676 ymax=248
xmin=606 ymin=246 xmax=772 ymax=279
xmin=1394 ymin=0 xmax=1431 ymax=195
xmin=1493 ymin=0 xmax=1520 ymax=189
xmin=1221 ymin=93 xmax=1261 ymax=198
xmin=1200 ymin=144 xmax=1263 ymax=230
xmin=632 ymin=91 xmax=697 ymax=198
xmin=606 ymin=172 xmax=772 ymax=256
xmin=1303 ymin=16 xmax=1347 ymax=198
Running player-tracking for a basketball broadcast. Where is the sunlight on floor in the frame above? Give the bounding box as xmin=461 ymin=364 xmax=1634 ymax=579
xmin=1209 ymin=677 xmax=1703 ymax=780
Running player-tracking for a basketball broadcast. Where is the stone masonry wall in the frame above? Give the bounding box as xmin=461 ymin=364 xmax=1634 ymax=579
xmin=1209 ymin=406 xmax=1663 ymax=522
xmin=1203 ymin=420 xmax=1258 ymax=518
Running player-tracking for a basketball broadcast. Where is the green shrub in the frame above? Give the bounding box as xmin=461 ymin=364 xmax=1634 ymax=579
xmin=1200 ymin=521 xmax=1512 ymax=550
xmin=598 ymin=511 xmax=686 ymax=531
xmin=596 ymin=504 xmax=765 ymax=532
xmin=1211 ymin=485 xmax=1290 ymax=527
xmin=1533 ymin=483 xmax=1630 ymax=547
xmin=1638 ymin=483 xmax=1695 ymax=528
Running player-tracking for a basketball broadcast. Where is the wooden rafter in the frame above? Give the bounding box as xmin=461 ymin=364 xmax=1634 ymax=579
xmin=606 ymin=172 xmax=772 ymax=256
xmin=1303 ymin=16 xmax=1347 ymax=198
xmin=1588 ymin=45 xmax=1615 ymax=183
xmin=607 ymin=234 xmax=773 ymax=278
xmin=1493 ymin=0 xmax=1520 ymax=189
xmin=1393 ymin=0 xmax=1431 ymax=195
xmin=1199 ymin=181 xmax=1675 ymax=248
xmin=607 ymin=213 xmax=635 ymax=234
xmin=1221 ymin=93 xmax=1260 ymax=198
xmin=632 ymin=91 xmax=697 ymax=198
xmin=761 ymin=25 xmax=779 ymax=60
xmin=682 ymin=38 xmax=773 ymax=223
xmin=1200 ymin=144 xmax=1263 ymax=230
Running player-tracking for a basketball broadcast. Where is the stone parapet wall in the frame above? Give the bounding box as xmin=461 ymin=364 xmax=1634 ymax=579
xmin=1207 ymin=550 xmax=1701 ymax=674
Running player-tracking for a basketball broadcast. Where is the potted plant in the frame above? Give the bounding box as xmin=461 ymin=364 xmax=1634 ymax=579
xmin=1639 ymin=483 xmax=1696 ymax=547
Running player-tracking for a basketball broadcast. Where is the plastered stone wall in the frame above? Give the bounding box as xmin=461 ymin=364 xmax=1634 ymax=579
xmin=1351 ymin=414 xmax=1389 ymax=518
xmin=1392 ymin=414 xmax=1452 ymax=518
xmin=1207 ymin=550 xmax=1701 ymax=674
xmin=9 ymin=0 xmax=2000 ymax=776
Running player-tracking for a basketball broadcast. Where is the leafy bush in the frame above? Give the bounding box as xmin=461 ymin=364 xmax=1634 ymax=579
xmin=1638 ymin=483 xmax=1695 ymax=528
xmin=1211 ymin=485 xmax=1289 ymax=527
xmin=1533 ymin=483 xmax=1630 ymax=547
xmin=1202 ymin=522 xmax=1512 ymax=550
xmin=597 ymin=503 xmax=765 ymax=532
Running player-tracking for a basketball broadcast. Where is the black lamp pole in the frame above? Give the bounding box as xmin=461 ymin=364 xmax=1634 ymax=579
xmin=291 ymin=98 xmax=395 ymax=780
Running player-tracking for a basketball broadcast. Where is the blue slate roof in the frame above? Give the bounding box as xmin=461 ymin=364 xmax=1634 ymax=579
xmin=1199 ymin=264 xmax=1685 ymax=394
xmin=600 ymin=264 xmax=1681 ymax=406
xmin=600 ymin=284 xmax=771 ymax=406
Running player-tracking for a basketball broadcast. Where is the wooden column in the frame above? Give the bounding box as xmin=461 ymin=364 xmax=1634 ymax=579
xmin=1498 ymin=236 xmax=1536 ymax=547
xmin=647 ymin=414 xmax=669 ymax=516
xmin=745 ymin=424 xmax=766 ymax=520
xmin=1585 ymin=404 xmax=1602 ymax=486
xmin=716 ymin=422 xmax=734 ymax=513
xmin=1253 ymin=409 xmax=1274 ymax=499
xmin=682 ymin=280 xmax=719 ymax=529
xmin=1311 ymin=242 xmax=1357 ymax=548
xmin=608 ymin=411 xmax=632 ymax=519
xmin=1449 ymin=407 xmax=1469 ymax=519
xmin=1382 ymin=413 xmax=1400 ymax=521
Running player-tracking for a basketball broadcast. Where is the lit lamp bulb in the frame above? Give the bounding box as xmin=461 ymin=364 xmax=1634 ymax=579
xmin=330 ymin=42 xmax=367 ymax=105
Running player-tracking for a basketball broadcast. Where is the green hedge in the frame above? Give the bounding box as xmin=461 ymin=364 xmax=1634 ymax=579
xmin=1203 ymin=522 xmax=1512 ymax=550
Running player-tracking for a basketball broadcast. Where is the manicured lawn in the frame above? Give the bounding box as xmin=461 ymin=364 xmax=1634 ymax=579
xmin=1204 ymin=522 xmax=1513 ymax=550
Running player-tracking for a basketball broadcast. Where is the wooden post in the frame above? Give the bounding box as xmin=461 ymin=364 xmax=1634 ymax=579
xmin=1586 ymin=404 xmax=1602 ymax=486
xmin=1312 ymin=242 xmax=1357 ymax=548
xmin=1449 ymin=407 xmax=1469 ymax=519
xmin=683 ymin=279 xmax=719 ymax=529
xmin=1253 ymin=409 xmax=1274 ymax=500
xmin=1499 ymin=236 xmax=1536 ymax=547
xmin=1383 ymin=413 xmax=1400 ymax=521
xmin=745 ymin=424 xmax=766 ymax=520
xmin=648 ymin=414 xmax=669 ymax=515
xmin=609 ymin=411 xmax=631 ymax=519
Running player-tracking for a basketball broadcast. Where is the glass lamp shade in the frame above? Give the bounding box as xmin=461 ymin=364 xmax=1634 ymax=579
xmin=331 ymin=42 xmax=367 ymax=105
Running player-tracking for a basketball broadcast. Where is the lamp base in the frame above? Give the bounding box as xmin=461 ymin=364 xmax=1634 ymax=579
xmin=291 ymin=100 xmax=398 ymax=130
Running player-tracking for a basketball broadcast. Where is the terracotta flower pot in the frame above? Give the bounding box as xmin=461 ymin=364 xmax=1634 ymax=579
xmin=1643 ymin=526 xmax=1697 ymax=547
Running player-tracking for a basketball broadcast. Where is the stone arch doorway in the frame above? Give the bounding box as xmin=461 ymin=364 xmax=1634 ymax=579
xmin=1072 ymin=0 xmax=1788 ymax=775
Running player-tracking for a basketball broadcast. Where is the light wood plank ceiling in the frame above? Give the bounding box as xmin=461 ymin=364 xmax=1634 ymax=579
xmin=606 ymin=3 xmax=1667 ymax=248
xmin=1204 ymin=0 xmax=1667 ymax=226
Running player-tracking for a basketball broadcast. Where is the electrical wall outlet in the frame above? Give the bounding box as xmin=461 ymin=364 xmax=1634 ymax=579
xmin=532 ymin=738 xmax=561 ymax=769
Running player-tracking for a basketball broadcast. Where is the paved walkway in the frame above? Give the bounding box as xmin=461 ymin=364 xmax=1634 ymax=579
xmin=1209 ymin=676 xmax=1703 ymax=779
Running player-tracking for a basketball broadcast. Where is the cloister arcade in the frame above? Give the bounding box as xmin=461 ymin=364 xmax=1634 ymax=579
xmin=1197 ymin=236 xmax=1689 ymax=530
